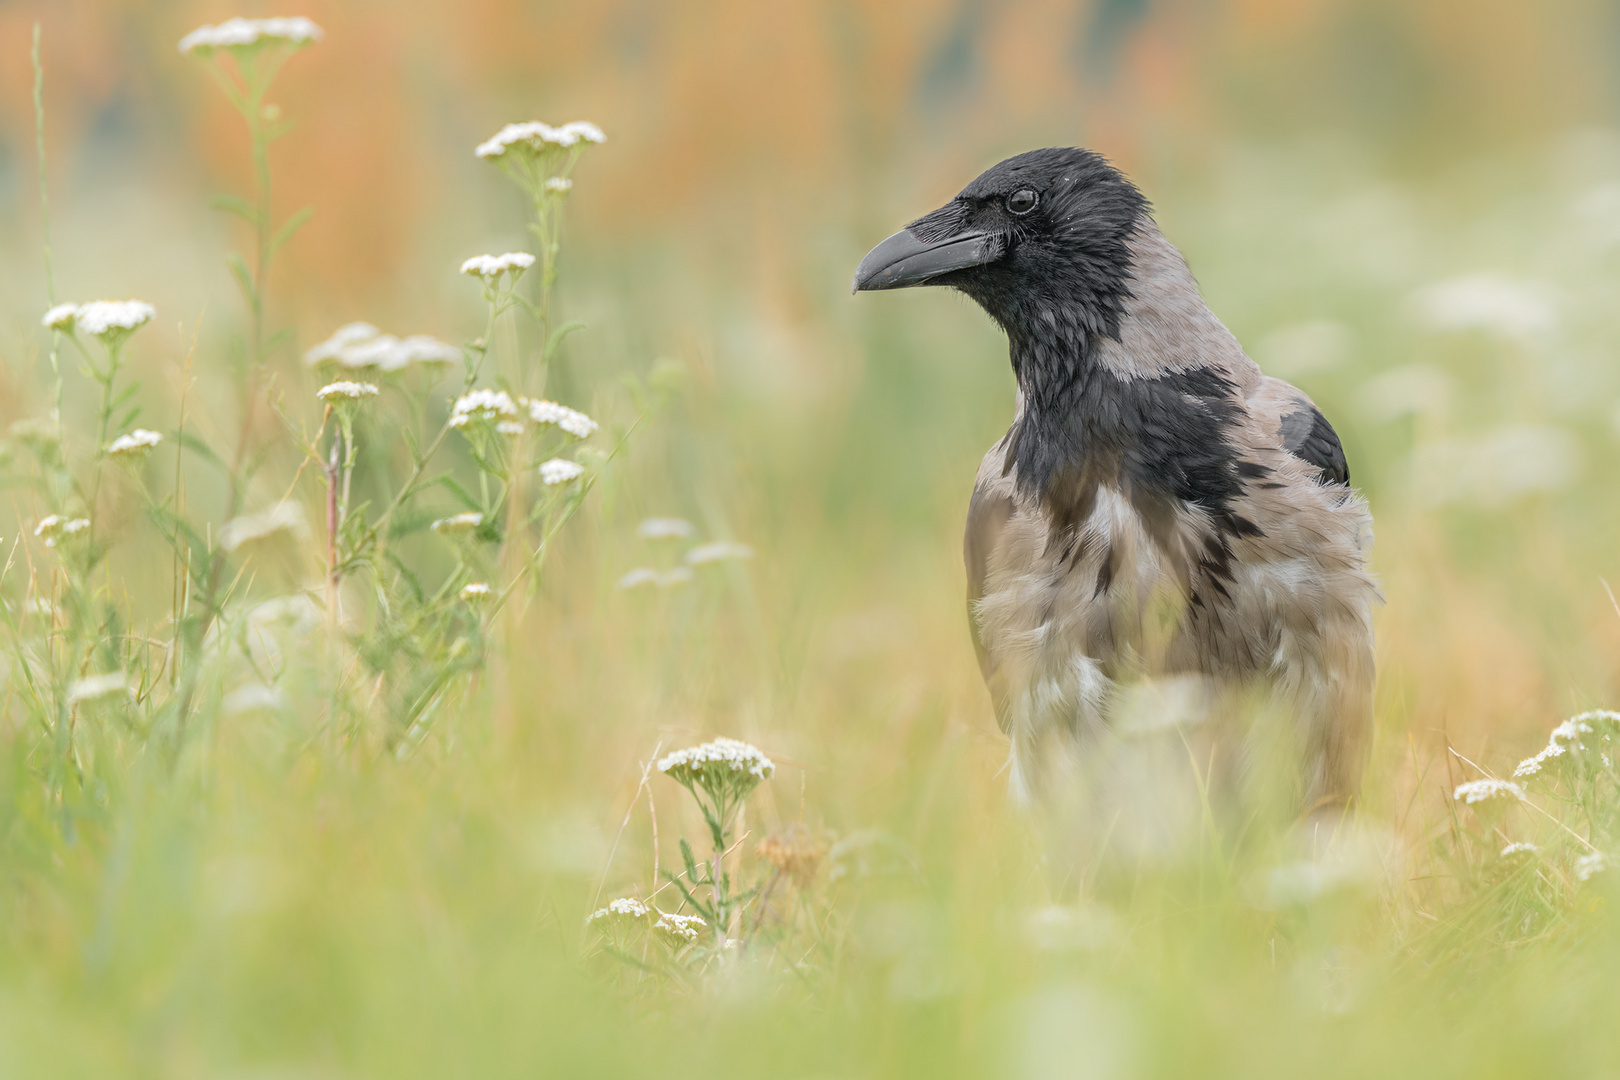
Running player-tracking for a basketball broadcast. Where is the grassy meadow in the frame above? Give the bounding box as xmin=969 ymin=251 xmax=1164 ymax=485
xmin=1 ymin=4 xmax=1619 ymax=1077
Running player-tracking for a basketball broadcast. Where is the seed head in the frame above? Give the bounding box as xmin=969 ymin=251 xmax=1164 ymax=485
xmin=756 ymin=824 xmax=827 ymax=887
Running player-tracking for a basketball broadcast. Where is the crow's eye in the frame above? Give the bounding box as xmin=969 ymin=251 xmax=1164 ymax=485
xmin=1006 ymin=189 xmax=1038 ymax=215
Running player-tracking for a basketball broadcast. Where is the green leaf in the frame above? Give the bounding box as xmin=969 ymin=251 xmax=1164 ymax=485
xmin=433 ymin=475 xmax=482 ymax=512
xmin=227 ymin=253 xmax=259 ymax=312
xmin=172 ymin=430 xmax=227 ymax=471
xmin=543 ymin=320 xmax=587 ymax=361
xmin=269 ymin=206 xmax=313 ymax=257
xmin=209 ymin=193 xmax=264 ymax=225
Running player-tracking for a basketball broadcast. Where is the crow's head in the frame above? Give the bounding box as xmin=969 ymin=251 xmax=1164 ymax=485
xmin=853 ymin=148 xmax=1148 ymax=339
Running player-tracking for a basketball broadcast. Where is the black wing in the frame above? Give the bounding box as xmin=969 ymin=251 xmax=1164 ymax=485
xmin=1278 ymin=405 xmax=1349 ymax=486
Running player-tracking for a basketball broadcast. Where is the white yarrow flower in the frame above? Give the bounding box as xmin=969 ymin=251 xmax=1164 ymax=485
xmin=1514 ymin=741 xmax=1566 ymax=777
xmin=460 ymin=252 xmax=535 ymax=282
xmin=306 ymin=324 xmax=458 ymax=372
xmin=74 ymin=300 xmax=155 ymax=339
xmin=431 ymin=512 xmax=483 ymax=534
xmin=9 ymin=417 xmax=60 ymax=446
xmin=180 ymin=17 xmax=323 ymax=54
xmin=459 ymin=582 xmax=493 ymax=602
xmin=67 ymin=672 xmax=131 ymax=705
xmin=1576 ymin=851 xmax=1609 ymax=882
xmin=657 ymin=737 xmax=776 ymax=783
xmin=317 ymin=381 xmax=379 ymax=403
xmin=538 ymin=458 xmax=585 ymax=485
xmin=495 ymin=420 xmax=526 ymax=437
xmin=616 ymin=566 xmax=694 ymax=590
xmin=685 ymin=540 xmax=755 ymax=565
xmin=1453 ymin=778 xmax=1526 ymax=805
xmin=558 ymin=121 xmax=606 ymax=144
xmin=545 ymin=177 xmax=573 ymax=193
xmin=34 ymin=515 xmax=89 ymax=548
xmin=107 ymin=429 xmax=163 ymax=458
xmin=1499 ymin=842 xmax=1539 ymax=858
xmin=449 ymin=388 xmax=520 ymax=428
xmin=475 ymin=121 xmax=577 ymax=159
xmin=42 ymin=303 xmax=77 ymax=331
xmin=526 ymin=398 xmax=597 ymax=438
xmin=219 ymin=503 xmax=308 ymax=551
xmin=586 ymin=896 xmax=650 ymax=923
xmin=654 ymin=911 xmax=705 ymax=942
xmin=638 ymin=517 xmax=695 ymax=540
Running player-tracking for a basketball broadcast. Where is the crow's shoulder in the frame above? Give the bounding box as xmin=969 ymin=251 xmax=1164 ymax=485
xmin=1249 ymin=376 xmax=1349 ymax=487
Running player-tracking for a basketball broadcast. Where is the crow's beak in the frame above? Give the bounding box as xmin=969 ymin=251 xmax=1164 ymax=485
xmin=852 ymin=228 xmax=998 ymax=293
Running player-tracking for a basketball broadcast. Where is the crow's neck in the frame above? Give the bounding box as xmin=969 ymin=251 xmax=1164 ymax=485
xmin=999 ymin=289 xmax=1248 ymax=538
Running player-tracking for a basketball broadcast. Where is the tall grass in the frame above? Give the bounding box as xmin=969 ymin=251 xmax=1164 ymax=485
xmin=0 ymin=16 xmax=1618 ymax=1080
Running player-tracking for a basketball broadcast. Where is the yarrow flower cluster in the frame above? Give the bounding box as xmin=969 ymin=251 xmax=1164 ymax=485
xmin=685 ymin=540 xmax=755 ymax=566
xmin=34 ymin=515 xmax=90 ymax=548
xmin=219 ymin=503 xmax=308 ymax=552
xmin=306 ymin=323 xmax=460 ymax=373
xmin=654 ymin=911 xmax=705 ymax=942
xmin=449 ymin=389 xmax=521 ymax=429
xmin=1514 ymin=710 xmax=1620 ymax=777
xmin=316 ymin=381 xmax=379 ymax=403
xmin=1453 ymin=778 xmax=1526 ymax=805
xmin=459 ymin=582 xmax=492 ymax=602
xmin=107 ymin=429 xmax=163 ymax=459
xmin=586 ymin=897 xmax=650 ymax=923
xmin=460 ymin=252 xmax=535 ymax=284
xmin=616 ymin=566 xmax=694 ymax=590
xmin=179 ymin=17 xmax=323 ymax=55
xmin=538 ymin=458 xmax=585 ymax=486
xmin=658 ymin=737 xmax=776 ymax=786
xmin=638 ymin=517 xmax=695 ymax=541
xmin=66 ymin=672 xmax=131 ymax=706
xmin=1576 ymin=851 xmax=1610 ymax=882
xmin=526 ymin=399 xmax=597 ymax=439
xmin=545 ymin=177 xmax=573 ymax=194
xmin=474 ymin=120 xmax=606 ymax=160
xmin=431 ymin=512 xmax=483 ymax=534
xmin=1499 ymin=841 xmax=1540 ymax=858
xmin=43 ymin=300 xmax=156 ymax=340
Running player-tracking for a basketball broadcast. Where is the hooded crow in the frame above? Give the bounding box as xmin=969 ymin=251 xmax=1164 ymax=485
xmin=855 ymin=148 xmax=1377 ymax=817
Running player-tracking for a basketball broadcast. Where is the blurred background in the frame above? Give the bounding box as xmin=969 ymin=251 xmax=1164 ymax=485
xmin=1 ymin=1 xmax=1620 ymax=1075
xmin=0 ymin=0 xmax=1617 ymax=821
